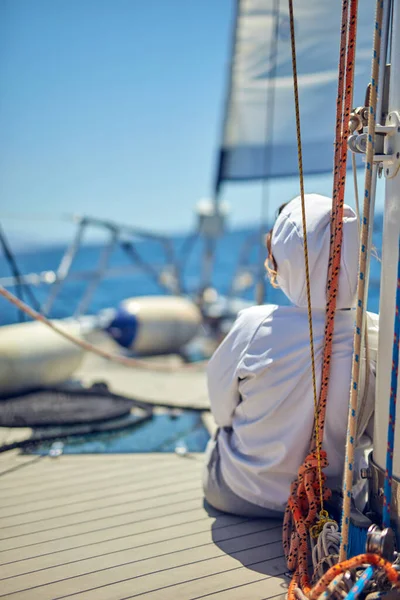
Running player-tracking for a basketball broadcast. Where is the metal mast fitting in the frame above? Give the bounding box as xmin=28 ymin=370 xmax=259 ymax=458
xmin=348 ymin=66 xmax=400 ymax=178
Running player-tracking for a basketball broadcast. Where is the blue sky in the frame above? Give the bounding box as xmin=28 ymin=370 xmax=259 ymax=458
xmin=0 ymin=0 xmax=385 ymax=246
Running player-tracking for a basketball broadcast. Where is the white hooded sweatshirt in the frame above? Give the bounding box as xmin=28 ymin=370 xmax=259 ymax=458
xmin=207 ymin=194 xmax=378 ymax=512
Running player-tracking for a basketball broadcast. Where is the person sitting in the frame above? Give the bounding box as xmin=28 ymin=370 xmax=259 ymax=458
xmin=203 ymin=194 xmax=378 ymax=517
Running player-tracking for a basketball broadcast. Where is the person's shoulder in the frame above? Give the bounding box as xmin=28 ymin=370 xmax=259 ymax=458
xmin=234 ymin=303 xmax=279 ymax=330
xmin=206 ymin=305 xmax=279 ymax=377
xmin=223 ymin=304 xmax=307 ymax=355
xmin=220 ymin=304 xmax=278 ymax=352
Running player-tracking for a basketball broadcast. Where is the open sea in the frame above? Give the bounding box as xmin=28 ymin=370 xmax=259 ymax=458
xmin=0 ymin=215 xmax=383 ymax=327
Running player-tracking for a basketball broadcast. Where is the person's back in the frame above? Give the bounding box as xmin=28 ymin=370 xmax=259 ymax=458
xmin=204 ymin=194 xmax=378 ymax=515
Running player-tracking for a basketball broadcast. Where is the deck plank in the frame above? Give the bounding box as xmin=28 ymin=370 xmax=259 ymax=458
xmin=0 ymin=511 xmax=243 ymax=565
xmin=1 ymin=454 xmax=200 ymax=492
xmin=0 ymin=428 xmax=33 ymax=451
xmin=200 ymin=580 xmax=287 ymax=600
xmin=0 ymin=521 xmax=278 ymax=579
xmin=0 ymin=529 xmax=283 ymax=597
xmin=0 ymin=504 xmax=223 ymax=551
xmin=0 ymin=471 xmax=201 ymax=516
xmin=0 ymin=478 xmax=203 ymax=533
xmin=76 ymin=348 xmax=210 ymax=410
xmin=0 ymin=463 xmax=202 ymax=507
xmin=0 ymin=450 xmax=40 ymax=476
xmin=0 ymin=480 xmax=201 ymax=521
xmin=0 ymin=453 xmax=286 ymax=600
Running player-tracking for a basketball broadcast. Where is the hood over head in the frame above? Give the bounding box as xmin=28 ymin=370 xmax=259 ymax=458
xmin=271 ymin=194 xmax=359 ymax=309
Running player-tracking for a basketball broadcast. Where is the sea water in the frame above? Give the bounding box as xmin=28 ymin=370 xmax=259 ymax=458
xmin=0 ymin=217 xmax=383 ymax=327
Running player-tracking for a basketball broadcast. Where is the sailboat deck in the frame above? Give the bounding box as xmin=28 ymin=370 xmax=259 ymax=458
xmin=0 ymin=451 xmax=288 ymax=600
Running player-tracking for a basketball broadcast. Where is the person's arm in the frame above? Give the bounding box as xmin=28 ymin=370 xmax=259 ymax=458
xmin=207 ymin=310 xmax=254 ymax=428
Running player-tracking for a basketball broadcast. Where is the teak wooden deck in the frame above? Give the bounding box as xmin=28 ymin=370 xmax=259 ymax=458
xmin=0 ymin=451 xmax=288 ymax=599
xmin=75 ymin=340 xmax=210 ymax=411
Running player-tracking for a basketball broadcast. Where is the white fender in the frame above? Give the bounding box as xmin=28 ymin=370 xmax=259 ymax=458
xmin=0 ymin=320 xmax=85 ymax=396
xmin=106 ymin=296 xmax=202 ymax=355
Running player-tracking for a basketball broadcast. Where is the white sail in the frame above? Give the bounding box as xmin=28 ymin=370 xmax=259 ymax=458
xmin=215 ymin=0 xmax=375 ymax=192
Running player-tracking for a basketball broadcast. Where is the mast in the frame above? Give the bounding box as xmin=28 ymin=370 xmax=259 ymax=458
xmin=196 ymin=2 xmax=240 ymax=302
xmin=372 ymin=0 xmax=400 ymax=537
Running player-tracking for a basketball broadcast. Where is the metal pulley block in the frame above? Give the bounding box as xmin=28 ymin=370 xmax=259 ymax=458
xmin=366 ymin=524 xmax=397 ymax=562
xmin=348 ymin=131 xmax=368 ymax=154
xmin=349 ymin=105 xmax=370 ymax=133
xmin=348 ymin=105 xmax=369 ymax=154
xmin=347 ymin=110 xmax=400 ymax=178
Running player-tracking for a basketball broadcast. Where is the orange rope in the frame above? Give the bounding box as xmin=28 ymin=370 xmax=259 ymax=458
xmin=339 ymin=0 xmax=384 ymax=562
xmin=283 ymin=2 xmax=359 ymax=598
xmin=312 ymin=0 xmax=358 ymax=454
xmin=308 ymin=553 xmax=400 ymax=600
xmin=283 ymin=452 xmax=331 ymax=598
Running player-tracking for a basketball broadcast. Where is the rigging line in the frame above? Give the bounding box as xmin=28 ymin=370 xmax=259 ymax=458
xmin=178 ymin=231 xmax=198 ymax=278
xmin=287 ymin=0 xmax=322 ymax=512
xmin=351 ymin=152 xmax=372 ymax=439
xmin=120 ymin=241 xmax=176 ymax=295
xmin=0 ymin=226 xmax=25 ymax=323
xmin=256 ymin=0 xmax=280 ymax=306
xmin=312 ymin=0 xmax=358 ymax=454
xmin=283 ymin=3 xmax=358 ymax=598
xmin=351 ymin=151 xmax=372 ymax=440
xmin=0 ymin=284 xmax=208 ymax=373
xmin=326 ymin=0 xmax=350 ymax=283
xmin=350 ymin=0 xmax=390 ymax=444
xmin=283 ymin=3 xmax=335 ymax=595
xmin=0 ymin=224 xmax=41 ymax=319
xmin=357 ymin=0 xmax=391 ymax=438
xmin=339 ymin=0 xmax=385 ymax=563
xmin=352 ymin=155 xmax=361 ymax=230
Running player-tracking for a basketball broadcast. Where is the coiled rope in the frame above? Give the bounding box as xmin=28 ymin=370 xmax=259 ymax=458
xmin=0 ymin=284 xmax=207 ymax=373
xmin=339 ymin=0 xmax=384 ymax=562
xmin=308 ymin=553 xmax=400 ymax=600
xmin=284 ymin=1 xmax=358 ymax=597
xmin=311 ymin=521 xmax=340 ymax=582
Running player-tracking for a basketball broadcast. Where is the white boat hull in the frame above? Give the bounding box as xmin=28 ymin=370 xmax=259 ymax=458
xmin=0 ymin=320 xmax=85 ymax=397
xmin=106 ymin=296 xmax=202 ymax=355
